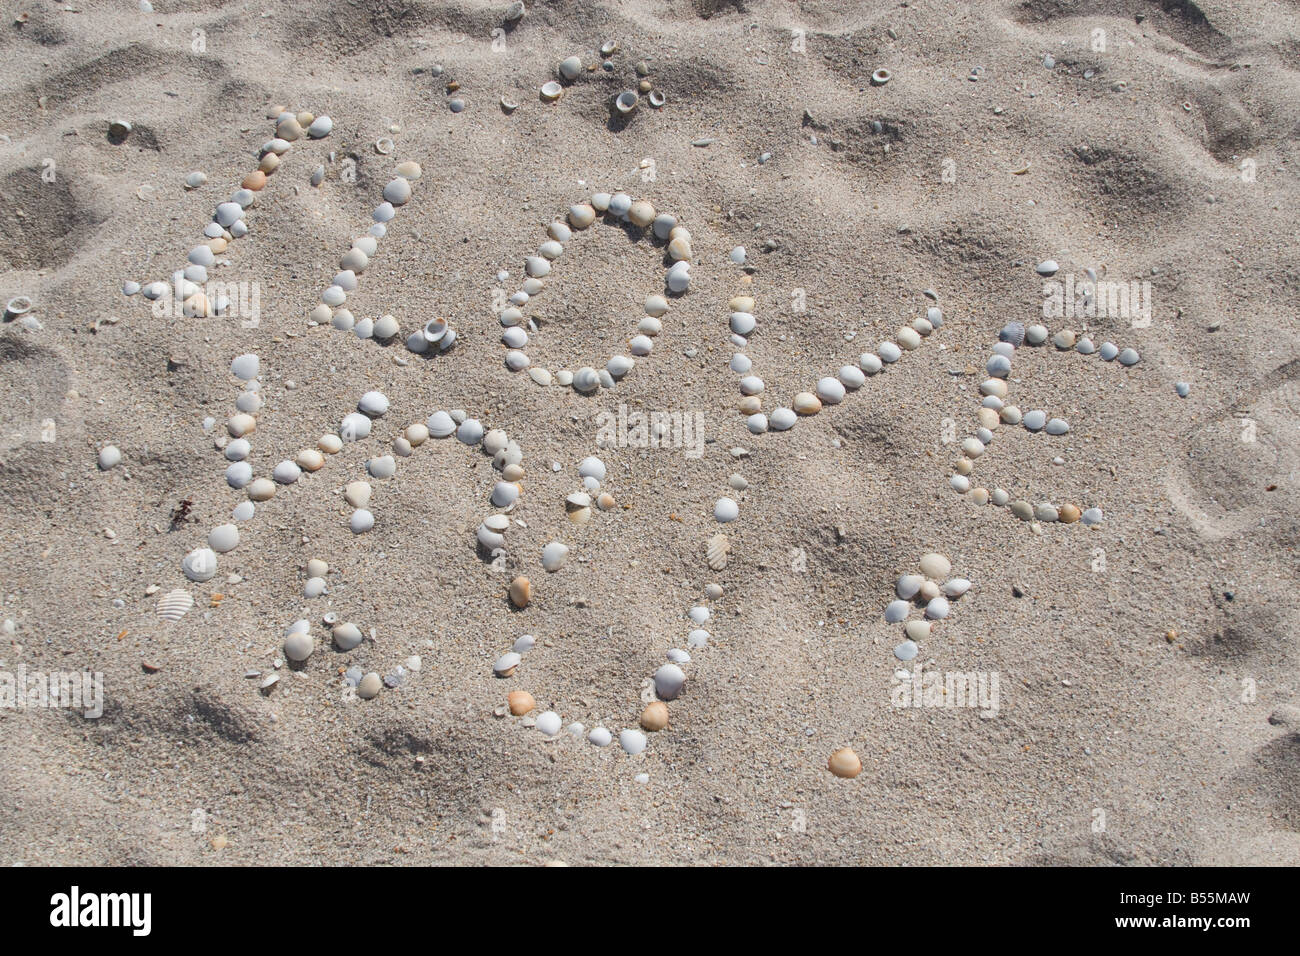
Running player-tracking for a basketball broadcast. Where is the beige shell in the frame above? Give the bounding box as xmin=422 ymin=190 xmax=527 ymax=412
xmin=156 ymin=589 xmax=194 ymax=622
xmin=706 ymin=533 xmax=729 ymax=571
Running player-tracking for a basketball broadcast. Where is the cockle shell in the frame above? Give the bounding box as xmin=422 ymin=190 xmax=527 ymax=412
xmin=706 ymin=533 xmax=730 ymax=570
xmin=156 ymin=589 xmax=194 ymax=622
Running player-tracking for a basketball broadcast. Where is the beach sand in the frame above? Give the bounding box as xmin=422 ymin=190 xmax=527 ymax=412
xmin=0 ymin=0 xmax=1297 ymax=865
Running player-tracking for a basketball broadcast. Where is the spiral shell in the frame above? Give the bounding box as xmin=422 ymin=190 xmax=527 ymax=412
xmin=156 ymin=589 xmax=194 ymax=622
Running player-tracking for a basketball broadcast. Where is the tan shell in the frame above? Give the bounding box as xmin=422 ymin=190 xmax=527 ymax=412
xmin=706 ymin=533 xmax=729 ymax=571
xmin=507 ymin=690 xmax=535 ymax=716
xmin=641 ymin=701 xmax=669 ymax=731
xmin=509 ymin=575 xmax=531 ymax=608
xmin=828 ymin=748 xmax=862 ymax=779
xmin=156 ymin=588 xmax=194 ymax=622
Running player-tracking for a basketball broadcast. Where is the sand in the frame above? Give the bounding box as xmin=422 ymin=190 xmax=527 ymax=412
xmin=0 ymin=0 xmax=1297 ymax=866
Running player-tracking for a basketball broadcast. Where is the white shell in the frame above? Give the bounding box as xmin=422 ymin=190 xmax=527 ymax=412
xmin=358 ymin=390 xmax=389 ymax=416
xmin=494 ymin=652 xmax=521 ymax=676
xmin=654 ymin=663 xmax=686 ymax=700
xmin=714 ymin=497 xmax=739 ymax=522
xmin=542 ymin=541 xmax=569 ymax=571
xmin=942 ymin=578 xmax=971 ymax=598
xmin=182 ymin=548 xmax=218 ymax=582
xmin=156 ymin=589 xmax=194 ymax=622
xmin=620 ymin=729 xmax=648 ymax=754
xmin=208 ymin=524 xmax=240 ymax=553
xmin=536 ymin=711 xmax=562 ymax=735
xmin=706 ymin=533 xmax=729 ymax=570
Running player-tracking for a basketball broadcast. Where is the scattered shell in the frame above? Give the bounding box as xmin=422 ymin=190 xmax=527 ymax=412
xmin=828 ymin=748 xmax=862 ymax=778
xmin=919 ymin=553 xmax=951 ymax=580
xmin=536 ymin=711 xmax=562 ymax=735
xmin=559 ymin=55 xmax=583 ymax=80
xmin=1036 ymin=260 xmax=1059 ymax=277
xmin=615 ymin=90 xmax=639 ymax=114
xmin=509 ymin=575 xmax=531 ymax=608
xmin=333 ymin=622 xmax=364 ymax=650
xmin=182 ymin=548 xmax=218 ymax=582
xmin=641 ymin=701 xmax=669 ymax=731
xmin=540 ymin=81 xmax=563 ymax=102
xmin=620 ymin=729 xmax=647 ymax=755
xmin=654 ymin=663 xmax=686 ymax=700
xmin=156 ymin=589 xmax=194 ymax=622
xmin=97 ymin=445 xmax=122 ymax=470
xmin=706 ymin=533 xmax=729 ymax=570
xmin=357 ymin=673 xmax=382 ymax=699
xmin=508 ymin=690 xmax=535 ymax=716
xmin=284 ymin=630 xmax=313 ymax=662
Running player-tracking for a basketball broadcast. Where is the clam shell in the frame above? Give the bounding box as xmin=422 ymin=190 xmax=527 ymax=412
xmin=615 ymin=90 xmax=639 ymax=114
xmin=156 ymin=589 xmax=194 ymax=622
xmin=706 ymin=533 xmax=730 ymax=570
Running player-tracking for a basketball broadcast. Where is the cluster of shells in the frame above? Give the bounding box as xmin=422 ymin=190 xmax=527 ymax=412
xmin=496 ymin=191 xmax=690 ymax=392
xmin=123 ymin=107 xmax=333 ymax=313
xmin=884 ymin=553 xmax=971 ymax=662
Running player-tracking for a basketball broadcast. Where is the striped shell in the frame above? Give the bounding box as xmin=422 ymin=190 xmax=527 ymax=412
xmin=998 ymin=321 xmax=1026 ymax=347
xmin=156 ymin=589 xmax=194 ymax=622
xmin=706 ymin=533 xmax=730 ymax=571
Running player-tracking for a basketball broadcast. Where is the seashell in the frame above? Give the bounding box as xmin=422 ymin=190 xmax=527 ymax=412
xmin=919 ymin=553 xmax=951 ymax=579
xmin=273 ymin=460 xmax=301 ymax=484
xmin=793 ymin=392 xmax=822 ymax=415
xmin=225 ymin=462 xmax=253 ymax=488
xmin=319 ymin=434 xmax=343 ymax=454
xmin=897 ymin=327 xmax=922 ymax=350
xmin=666 ymin=261 xmax=690 ymax=293
xmin=706 ymin=533 xmax=730 ymax=570
xmin=644 ymin=295 xmax=669 ymax=317
xmin=558 ymin=55 xmax=583 ymax=80
xmin=828 ymin=748 xmax=862 ymax=778
xmin=333 ymin=622 xmax=364 ymax=651
xmin=769 ymin=407 xmax=796 ymax=431
xmin=182 ymin=548 xmax=218 ymax=582
xmin=349 ymin=509 xmax=374 ymax=533
xmin=1036 ymin=259 xmax=1059 ymax=277
xmin=879 ymin=342 xmax=902 ymax=363
xmin=714 ymin=497 xmax=739 ymax=523
xmin=208 ymin=524 xmax=240 ymax=553
xmin=942 ymin=578 xmax=972 ymax=598
xmin=615 ymin=90 xmax=639 ymax=114
xmin=509 ymin=575 xmax=531 ymax=608
xmin=247 ymin=478 xmax=276 ymax=502
xmin=156 ymin=589 xmax=194 ymax=622
xmin=885 ymin=600 xmax=910 ymax=623
xmin=494 ymin=651 xmax=521 ymax=677
xmin=628 ymin=200 xmax=655 ymax=227
xmin=184 ymin=171 xmax=207 ymax=190
xmin=508 ymin=690 xmax=535 ymax=716
xmin=98 ymin=445 xmax=122 ymax=470
xmin=367 ymin=455 xmax=396 ymax=479
xmin=1059 ymin=504 xmax=1082 ymax=524
xmin=629 ymin=334 xmax=653 ymax=356
xmin=540 ymin=81 xmax=563 ymax=102
xmin=357 ymin=673 xmax=382 ymax=699
xmin=383 ymin=178 xmax=412 ymax=205
xmin=641 ymin=701 xmax=669 ymax=731
xmin=284 ymin=630 xmax=313 ymax=662
xmin=540 ymin=541 xmax=570 ymax=572
xmin=648 ymin=90 xmax=666 ymax=107
xmin=304 ymin=576 xmax=327 ymax=598
xmin=654 ymin=663 xmax=686 ymax=700
xmin=1026 ymin=324 xmax=1049 ymax=346
xmin=816 ymin=377 xmax=846 ymax=404
xmin=572 ymin=367 xmax=600 ymax=394
xmin=730 ymin=312 xmax=756 ymax=336
xmin=895 ymin=640 xmax=919 ymax=661
xmin=839 ymin=365 xmax=866 ymax=389
xmin=296 ymin=448 xmax=325 ymax=471
xmin=870 ymin=68 xmax=891 ymax=86
xmin=536 ymin=711 xmax=562 ymax=735
xmin=608 ymin=193 xmax=632 ymax=217
xmin=1118 ymin=347 xmax=1140 ymax=366
xmin=620 ymin=729 xmax=647 ymax=755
